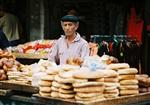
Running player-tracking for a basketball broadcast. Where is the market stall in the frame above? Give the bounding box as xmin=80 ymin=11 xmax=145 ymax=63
xmin=0 ymin=49 xmax=150 ymax=105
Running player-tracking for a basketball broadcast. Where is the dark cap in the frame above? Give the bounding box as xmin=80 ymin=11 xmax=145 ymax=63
xmin=61 ymin=15 xmax=79 ymax=22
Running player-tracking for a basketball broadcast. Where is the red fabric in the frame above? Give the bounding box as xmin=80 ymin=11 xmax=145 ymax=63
xmin=127 ymin=7 xmax=143 ymax=43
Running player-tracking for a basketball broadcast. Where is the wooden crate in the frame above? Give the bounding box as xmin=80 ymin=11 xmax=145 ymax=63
xmin=0 ymin=81 xmax=39 ymax=94
xmin=32 ymin=92 xmax=150 ymax=105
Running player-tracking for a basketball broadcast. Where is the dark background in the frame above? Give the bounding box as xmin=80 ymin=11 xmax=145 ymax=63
xmin=0 ymin=0 xmax=150 ymax=75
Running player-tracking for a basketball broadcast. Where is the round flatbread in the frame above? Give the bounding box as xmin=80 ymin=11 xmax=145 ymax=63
xmin=73 ymin=81 xmax=104 ymax=88
xmin=74 ymin=85 xmax=104 ymax=93
xmin=76 ymin=92 xmax=103 ymax=98
xmin=38 ymin=80 xmax=52 ymax=87
xmin=51 ymin=86 xmax=59 ymax=92
xmin=39 ymin=91 xmax=51 ymax=97
xmin=120 ymin=89 xmax=139 ymax=95
xmin=60 ymin=84 xmax=72 ymax=89
xmin=107 ymin=63 xmax=130 ymax=70
xmin=59 ymin=93 xmax=75 ymax=99
xmin=41 ymin=75 xmax=54 ymax=81
xmin=73 ymin=70 xmax=105 ymax=79
xmin=54 ymin=75 xmax=74 ymax=83
xmin=51 ymin=91 xmax=59 ymax=98
xmin=59 ymin=88 xmax=74 ymax=94
xmin=120 ymin=79 xmax=138 ymax=85
xmin=118 ymin=68 xmax=138 ymax=75
xmin=39 ymin=86 xmax=51 ymax=93
xmin=119 ymin=85 xmax=139 ymax=90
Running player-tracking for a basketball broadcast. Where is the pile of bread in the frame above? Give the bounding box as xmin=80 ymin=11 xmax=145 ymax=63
xmin=107 ymin=63 xmax=139 ymax=96
xmin=103 ymin=70 xmax=119 ymax=98
xmin=0 ymin=49 xmax=22 ymax=81
xmin=38 ymin=62 xmax=150 ymax=103
xmin=136 ymin=74 xmax=150 ymax=93
xmin=39 ymin=65 xmax=79 ymax=98
xmin=38 ymin=67 xmax=107 ymax=103
xmin=38 ymin=64 xmax=121 ymax=103
xmin=39 ymin=66 xmax=60 ymax=97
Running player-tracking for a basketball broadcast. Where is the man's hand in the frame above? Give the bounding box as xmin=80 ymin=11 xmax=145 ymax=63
xmin=66 ymin=57 xmax=83 ymax=66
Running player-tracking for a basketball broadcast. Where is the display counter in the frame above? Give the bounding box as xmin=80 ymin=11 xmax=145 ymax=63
xmin=12 ymin=53 xmax=48 ymax=64
xmin=0 ymin=80 xmax=150 ymax=105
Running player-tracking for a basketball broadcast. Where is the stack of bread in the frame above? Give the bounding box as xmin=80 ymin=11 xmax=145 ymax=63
xmin=118 ymin=68 xmax=139 ymax=96
xmin=60 ymin=64 xmax=80 ymax=72
xmin=136 ymin=74 xmax=150 ymax=93
xmin=0 ymin=49 xmax=22 ymax=81
xmin=72 ymin=70 xmax=105 ymax=104
xmin=103 ymin=70 xmax=119 ymax=98
xmin=39 ymin=66 xmax=59 ymax=97
xmin=54 ymin=70 xmax=80 ymax=99
xmin=107 ymin=63 xmax=139 ymax=96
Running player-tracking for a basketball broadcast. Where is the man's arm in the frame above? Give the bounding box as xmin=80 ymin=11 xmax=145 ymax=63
xmin=48 ymin=41 xmax=59 ymax=64
xmin=80 ymin=42 xmax=90 ymax=59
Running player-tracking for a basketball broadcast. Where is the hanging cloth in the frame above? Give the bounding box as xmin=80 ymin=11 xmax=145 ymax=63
xmin=127 ymin=7 xmax=143 ymax=43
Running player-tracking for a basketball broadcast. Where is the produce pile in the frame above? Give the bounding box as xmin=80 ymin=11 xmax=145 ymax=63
xmin=0 ymin=49 xmax=21 ymax=80
xmin=7 ymin=40 xmax=55 ymax=54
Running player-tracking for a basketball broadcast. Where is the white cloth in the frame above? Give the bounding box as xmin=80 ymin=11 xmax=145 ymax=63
xmin=0 ymin=13 xmax=20 ymax=41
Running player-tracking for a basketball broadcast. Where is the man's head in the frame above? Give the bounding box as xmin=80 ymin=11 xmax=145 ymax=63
xmin=60 ymin=15 xmax=79 ymax=36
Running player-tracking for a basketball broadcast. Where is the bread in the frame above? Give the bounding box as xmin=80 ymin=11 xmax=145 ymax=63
xmin=66 ymin=57 xmax=83 ymax=66
xmin=39 ymin=91 xmax=51 ymax=97
xmin=104 ymin=77 xmax=118 ymax=83
xmin=75 ymin=94 xmax=104 ymax=101
xmin=38 ymin=80 xmax=52 ymax=87
xmin=59 ymin=88 xmax=74 ymax=94
xmin=139 ymin=88 xmax=148 ymax=93
xmin=51 ymin=91 xmax=59 ymax=98
xmin=119 ymin=75 xmax=136 ymax=80
xmin=104 ymin=94 xmax=119 ymax=98
xmin=39 ymin=87 xmax=51 ymax=93
xmin=95 ymin=78 xmax=104 ymax=82
xmin=120 ymin=89 xmax=139 ymax=95
xmin=74 ymin=78 xmax=89 ymax=83
xmin=46 ymin=67 xmax=60 ymax=75
xmin=51 ymin=86 xmax=59 ymax=92
xmin=73 ymin=70 xmax=105 ymax=79
xmin=103 ymin=70 xmax=119 ymax=77
xmin=54 ymin=75 xmax=74 ymax=83
xmin=105 ymin=85 xmax=118 ymax=91
xmin=41 ymin=75 xmax=54 ymax=81
xmin=119 ymin=85 xmax=139 ymax=90
xmin=120 ymin=79 xmax=138 ymax=85
xmin=76 ymin=92 xmax=103 ymax=98
xmin=59 ymin=93 xmax=75 ymax=99
xmin=104 ymin=89 xmax=119 ymax=94
xmin=52 ymin=81 xmax=61 ymax=88
xmin=118 ymin=68 xmax=138 ymax=75
xmin=74 ymin=85 xmax=104 ymax=93
xmin=59 ymin=70 xmax=78 ymax=79
xmin=104 ymin=83 xmax=119 ymax=87
xmin=60 ymin=83 xmax=72 ymax=89
xmin=136 ymin=74 xmax=149 ymax=78
xmin=107 ymin=63 xmax=130 ymax=70
xmin=73 ymin=81 xmax=104 ymax=88
xmin=60 ymin=64 xmax=80 ymax=71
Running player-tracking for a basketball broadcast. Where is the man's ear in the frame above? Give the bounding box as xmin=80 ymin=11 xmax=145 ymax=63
xmin=75 ymin=22 xmax=79 ymax=30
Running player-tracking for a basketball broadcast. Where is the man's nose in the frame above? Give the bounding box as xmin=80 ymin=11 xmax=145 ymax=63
xmin=65 ymin=25 xmax=69 ymax=30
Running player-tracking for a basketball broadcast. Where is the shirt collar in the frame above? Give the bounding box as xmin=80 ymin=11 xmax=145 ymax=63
xmin=61 ymin=33 xmax=81 ymax=42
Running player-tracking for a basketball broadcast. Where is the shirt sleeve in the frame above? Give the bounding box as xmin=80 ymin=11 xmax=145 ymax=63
xmin=48 ymin=40 xmax=59 ymax=63
xmin=80 ymin=42 xmax=90 ymax=60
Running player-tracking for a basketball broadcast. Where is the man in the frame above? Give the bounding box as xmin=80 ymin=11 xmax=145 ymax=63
xmin=0 ymin=4 xmax=22 ymax=47
xmin=48 ymin=15 xmax=89 ymax=64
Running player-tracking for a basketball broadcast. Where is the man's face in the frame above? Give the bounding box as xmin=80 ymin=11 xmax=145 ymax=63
xmin=61 ymin=21 xmax=79 ymax=36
